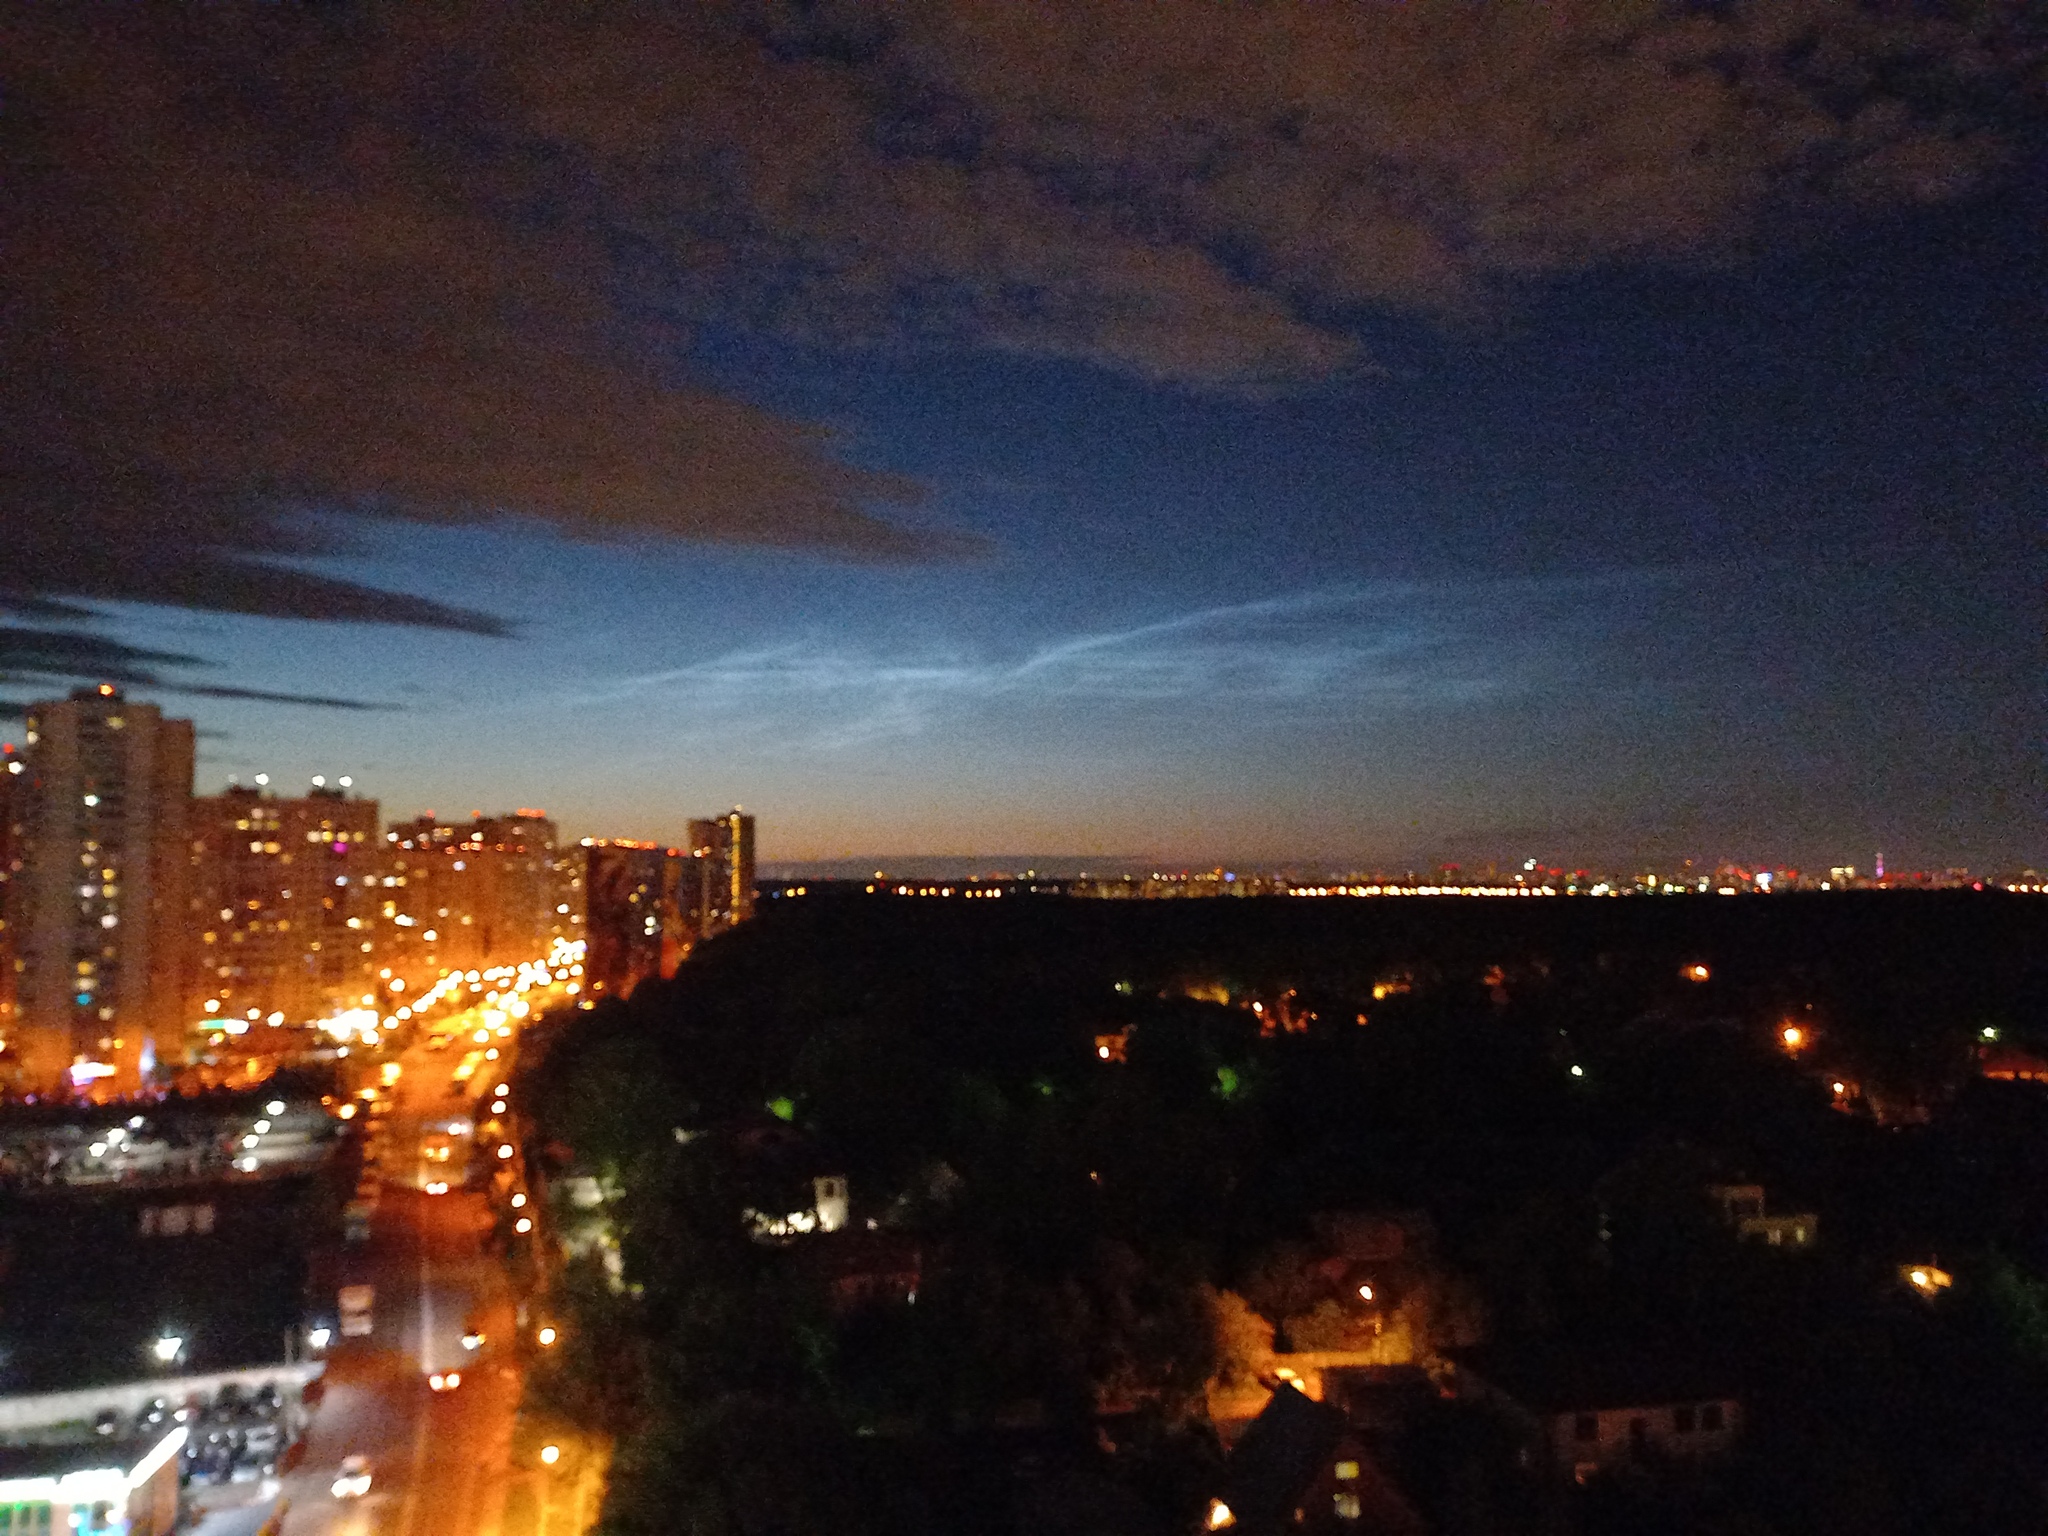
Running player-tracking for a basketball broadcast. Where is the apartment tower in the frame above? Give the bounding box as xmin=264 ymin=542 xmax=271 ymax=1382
xmin=13 ymin=687 xmax=194 ymax=1091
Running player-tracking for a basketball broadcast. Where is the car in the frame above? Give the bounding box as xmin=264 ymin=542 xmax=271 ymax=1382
xmin=427 ymin=1370 xmax=462 ymax=1392
xmin=331 ymin=1455 xmax=372 ymax=1499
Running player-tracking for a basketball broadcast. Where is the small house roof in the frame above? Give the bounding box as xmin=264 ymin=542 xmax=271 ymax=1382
xmin=1223 ymin=1384 xmax=1346 ymax=1533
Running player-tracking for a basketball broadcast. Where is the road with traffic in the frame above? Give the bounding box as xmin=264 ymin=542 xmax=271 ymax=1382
xmin=197 ymin=1028 xmax=532 ymax=1536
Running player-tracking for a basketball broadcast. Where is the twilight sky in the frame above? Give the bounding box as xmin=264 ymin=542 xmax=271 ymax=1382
xmin=3 ymin=3 xmax=2042 ymax=870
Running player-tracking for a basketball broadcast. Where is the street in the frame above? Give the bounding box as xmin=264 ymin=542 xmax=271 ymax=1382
xmin=196 ymin=1031 xmax=540 ymax=1536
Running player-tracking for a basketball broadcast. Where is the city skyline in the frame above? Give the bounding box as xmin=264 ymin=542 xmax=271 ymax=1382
xmin=3 ymin=711 xmax=2038 ymax=882
xmin=0 ymin=684 xmax=761 ymax=1092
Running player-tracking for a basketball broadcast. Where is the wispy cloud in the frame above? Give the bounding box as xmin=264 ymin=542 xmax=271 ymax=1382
xmin=567 ymin=583 xmax=1612 ymax=748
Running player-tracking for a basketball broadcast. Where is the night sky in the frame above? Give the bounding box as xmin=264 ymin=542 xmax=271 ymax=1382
xmin=3 ymin=5 xmax=2041 ymax=870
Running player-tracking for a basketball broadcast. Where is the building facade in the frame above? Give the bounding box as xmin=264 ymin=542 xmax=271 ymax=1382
xmin=380 ymin=812 xmax=570 ymax=985
xmin=579 ymin=841 xmax=683 ymax=1000
xmin=189 ymin=781 xmax=382 ymax=1030
xmin=0 ymin=744 xmax=21 ymax=1042
xmin=12 ymin=688 xmax=194 ymax=1091
xmin=684 ymin=809 xmax=756 ymax=938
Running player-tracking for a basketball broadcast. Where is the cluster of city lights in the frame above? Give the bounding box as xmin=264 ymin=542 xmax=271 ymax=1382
xmin=1288 ymin=884 xmax=1564 ymax=898
xmin=850 ymin=883 xmax=1007 ymax=898
xmin=196 ymin=937 xmax=586 ymax=1048
xmin=233 ymin=1097 xmax=289 ymax=1172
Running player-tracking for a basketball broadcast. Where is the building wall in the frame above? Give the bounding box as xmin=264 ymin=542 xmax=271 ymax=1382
xmin=14 ymin=692 xmax=193 ymax=1091
xmin=1547 ymin=1398 xmax=1741 ymax=1474
xmin=190 ymin=787 xmax=381 ymax=1029
xmin=0 ymin=749 xmax=20 ymax=1042
xmin=683 ymin=811 xmax=755 ymax=938
xmin=380 ymin=813 xmax=568 ymax=985
xmin=581 ymin=842 xmax=681 ymax=998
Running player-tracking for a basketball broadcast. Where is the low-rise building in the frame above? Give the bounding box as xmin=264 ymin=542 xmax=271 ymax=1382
xmin=1707 ymin=1183 xmax=1817 ymax=1249
xmin=1452 ymin=1345 xmax=1741 ymax=1483
xmin=1212 ymin=1382 xmax=1427 ymax=1534
xmin=0 ymin=1426 xmax=186 ymax=1536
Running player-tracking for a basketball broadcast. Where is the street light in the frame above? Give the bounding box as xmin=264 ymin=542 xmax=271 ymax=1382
xmin=536 ymin=1325 xmax=557 ymax=1347
xmin=539 ymin=1445 xmax=560 ymax=1466
xmin=152 ymin=1334 xmax=184 ymax=1365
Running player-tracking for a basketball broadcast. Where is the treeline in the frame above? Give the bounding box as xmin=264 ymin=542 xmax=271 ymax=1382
xmin=517 ymin=893 xmax=2048 ymax=1535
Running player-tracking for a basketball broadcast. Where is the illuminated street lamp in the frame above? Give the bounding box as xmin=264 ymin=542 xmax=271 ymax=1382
xmin=536 ymin=1325 xmax=558 ymax=1347
xmin=539 ymin=1445 xmax=561 ymax=1466
xmin=151 ymin=1333 xmax=184 ymax=1365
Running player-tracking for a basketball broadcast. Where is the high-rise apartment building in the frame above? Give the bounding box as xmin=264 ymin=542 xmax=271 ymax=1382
xmin=580 ymin=840 xmax=683 ymax=999
xmin=575 ymin=810 xmax=756 ymax=1000
xmin=468 ymin=811 xmax=571 ymax=958
xmin=12 ymin=687 xmax=194 ymax=1091
xmin=684 ymin=809 xmax=756 ymax=938
xmin=190 ymin=779 xmax=382 ymax=1030
xmin=0 ymin=745 xmax=21 ymax=1042
xmin=380 ymin=811 xmax=571 ymax=984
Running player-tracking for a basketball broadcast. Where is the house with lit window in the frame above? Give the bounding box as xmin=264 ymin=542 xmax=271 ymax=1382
xmin=1450 ymin=1345 xmax=1741 ymax=1484
xmin=1209 ymin=1382 xmax=1427 ymax=1534
xmin=1707 ymin=1183 xmax=1818 ymax=1249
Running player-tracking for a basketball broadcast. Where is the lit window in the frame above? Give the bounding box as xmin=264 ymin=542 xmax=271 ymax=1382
xmin=1333 ymin=1460 xmax=1359 ymax=1481
xmin=1332 ymin=1493 xmax=1361 ymax=1520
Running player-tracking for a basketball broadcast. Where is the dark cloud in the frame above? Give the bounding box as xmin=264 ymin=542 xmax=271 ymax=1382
xmin=2 ymin=1 xmax=2037 ymax=685
xmin=507 ymin=0 xmax=2040 ymax=378
xmin=0 ymin=626 xmax=392 ymax=716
